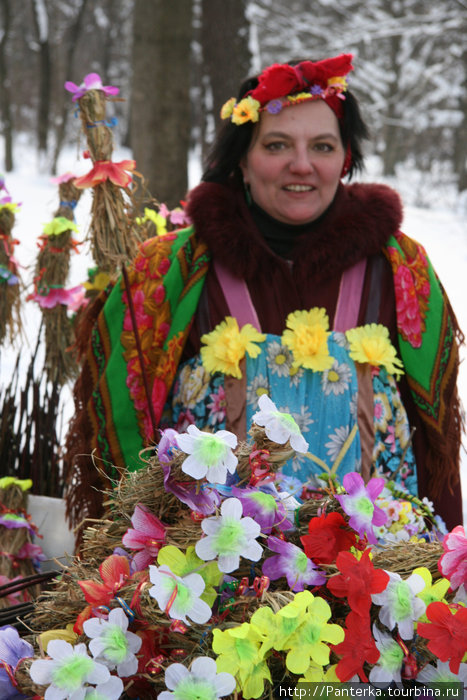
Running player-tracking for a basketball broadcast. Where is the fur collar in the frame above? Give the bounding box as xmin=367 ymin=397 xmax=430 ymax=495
xmin=186 ymin=180 xmax=403 ymax=283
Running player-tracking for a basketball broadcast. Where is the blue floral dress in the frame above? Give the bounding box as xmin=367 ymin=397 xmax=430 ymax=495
xmin=162 ymin=330 xmax=417 ymax=495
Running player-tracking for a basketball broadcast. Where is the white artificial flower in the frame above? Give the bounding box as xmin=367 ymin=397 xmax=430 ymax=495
xmin=84 ymin=676 xmax=124 ymax=700
xmin=175 ymin=425 xmax=237 ymax=483
xmin=417 ymin=659 xmax=467 ymax=685
xmin=158 ymin=656 xmax=236 ymax=700
xmin=195 ymin=497 xmax=262 ymax=573
xmin=29 ymin=640 xmax=110 ymax=700
xmin=371 ymin=571 xmax=426 ymax=639
xmin=149 ymin=565 xmax=212 ymax=625
xmin=368 ymin=624 xmax=404 ymax=686
xmin=83 ymin=608 xmax=142 ymax=677
xmin=252 ymin=394 xmax=309 ymax=453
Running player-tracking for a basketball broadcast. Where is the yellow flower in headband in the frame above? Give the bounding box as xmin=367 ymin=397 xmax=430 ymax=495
xmin=231 ymin=96 xmax=260 ymax=125
xmin=345 ymin=323 xmax=404 ymax=377
xmin=328 ymin=76 xmax=348 ymax=91
xmin=281 ymin=308 xmax=334 ymax=372
xmin=201 ymin=316 xmax=266 ymax=378
xmin=220 ymin=97 xmax=236 ymax=120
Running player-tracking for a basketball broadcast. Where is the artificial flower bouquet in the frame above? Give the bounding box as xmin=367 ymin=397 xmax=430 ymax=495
xmin=2 ymin=395 xmax=466 ymax=699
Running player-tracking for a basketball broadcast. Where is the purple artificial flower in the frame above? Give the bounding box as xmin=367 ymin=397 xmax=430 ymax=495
xmin=262 ymin=536 xmax=326 ymax=592
xmin=0 ymin=513 xmax=34 ymax=533
xmin=231 ymin=486 xmax=293 ymax=533
xmin=266 ymin=99 xmax=283 ymax=114
xmin=64 ymin=72 xmax=119 ymax=102
xmin=310 ymin=84 xmax=324 ymax=95
xmin=15 ymin=542 xmax=46 ymax=568
xmin=336 ymin=472 xmax=387 ymax=545
xmin=157 ymin=428 xmax=180 ymax=464
xmin=0 ymin=625 xmax=34 ymax=699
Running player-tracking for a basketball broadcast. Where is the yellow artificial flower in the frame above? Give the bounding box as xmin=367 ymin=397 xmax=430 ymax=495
xmin=157 ymin=545 xmax=222 ymax=606
xmin=136 ymin=207 xmax=167 ymax=236
xmin=328 ymin=76 xmax=348 ymax=91
xmin=0 ymin=477 xmax=32 ymax=491
xmin=231 ymin=97 xmax=260 ymax=125
xmin=83 ymin=271 xmax=110 ymax=292
xmin=220 ymin=97 xmax=236 ymax=120
xmin=288 ymin=92 xmax=313 ymax=103
xmin=413 ymin=566 xmax=451 ymax=622
xmin=42 ymin=216 xmax=79 ymax=236
xmin=39 ymin=624 xmax=78 ymax=653
xmin=281 ymin=308 xmax=334 ymax=372
xmin=200 ymin=316 xmax=266 ymax=378
xmin=346 ymin=323 xmax=404 ymax=377
xmin=0 ymin=202 xmax=19 ymax=214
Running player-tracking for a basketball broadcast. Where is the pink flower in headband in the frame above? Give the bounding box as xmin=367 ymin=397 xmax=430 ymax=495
xmin=65 ymin=72 xmax=119 ymax=102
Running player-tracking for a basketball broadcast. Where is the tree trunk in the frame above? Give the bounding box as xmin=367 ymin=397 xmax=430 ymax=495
xmin=30 ymin=0 xmax=51 ymax=162
xmin=131 ymin=0 xmax=192 ymax=208
xmin=381 ymin=34 xmax=402 ymax=177
xmin=199 ymin=0 xmax=251 ymax=161
xmin=51 ymin=0 xmax=89 ymax=174
xmin=454 ymin=47 xmax=467 ymax=193
xmin=0 ymin=0 xmax=13 ymax=171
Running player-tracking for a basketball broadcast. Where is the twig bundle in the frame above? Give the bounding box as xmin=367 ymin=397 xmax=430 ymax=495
xmin=0 ymin=205 xmax=22 ymax=344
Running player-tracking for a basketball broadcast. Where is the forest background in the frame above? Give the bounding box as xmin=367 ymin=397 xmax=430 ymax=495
xmin=0 ymin=0 xmax=466 ymax=508
xmin=1 ymin=0 xmax=467 ymax=205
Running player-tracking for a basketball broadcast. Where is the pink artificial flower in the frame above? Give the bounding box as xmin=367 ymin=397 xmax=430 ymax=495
xmin=336 ymin=472 xmax=387 ymax=545
xmin=121 ymin=504 xmax=166 ymax=571
xmin=439 ymin=526 xmax=467 ymax=591
xmin=169 ymin=207 xmax=191 ymax=226
xmin=29 ymin=285 xmax=84 ymax=309
xmin=50 ymin=172 xmax=76 ymax=185
xmin=64 ymin=72 xmax=119 ymax=102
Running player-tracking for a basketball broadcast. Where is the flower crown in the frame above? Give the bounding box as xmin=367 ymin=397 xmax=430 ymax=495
xmin=221 ymin=54 xmax=353 ymax=125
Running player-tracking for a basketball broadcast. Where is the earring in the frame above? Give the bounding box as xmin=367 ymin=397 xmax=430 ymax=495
xmin=243 ymin=179 xmax=252 ymax=206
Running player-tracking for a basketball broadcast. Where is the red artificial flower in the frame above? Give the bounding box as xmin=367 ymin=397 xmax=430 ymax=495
xmin=74 ymin=159 xmax=136 ymax=189
xmin=417 ymin=602 xmax=467 ymax=674
xmin=334 ymin=611 xmax=380 ymax=682
xmin=327 ymin=550 xmax=389 ymax=617
xmin=78 ymin=554 xmax=131 ymax=606
xmin=300 ymin=511 xmax=357 ymax=564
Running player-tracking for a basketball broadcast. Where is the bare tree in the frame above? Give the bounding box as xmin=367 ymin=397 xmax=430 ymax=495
xmin=199 ymin=0 xmax=251 ymax=160
xmin=30 ymin=0 xmax=51 ymax=163
xmin=131 ymin=0 xmax=193 ymax=207
xmin=0 ymin=0 xmax=13 ymax=171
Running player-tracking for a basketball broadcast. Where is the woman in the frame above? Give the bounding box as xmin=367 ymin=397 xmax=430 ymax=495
xmin=66 ymin=54 xmax=463 ymax=531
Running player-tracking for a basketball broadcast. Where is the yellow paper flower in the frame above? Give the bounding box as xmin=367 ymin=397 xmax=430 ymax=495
xmin=201 ymin=316 xmax=266 ymax=379
xmin=83 ymin=271 xmax=110 ymax=292
xmin=42 ymin=216 xmax=79 ymax=236
xmin=328 ymin=76 xmax=348 ymax=91
xmin=346 ymin=324 xmax=404 ymax=377
xmin=231 ymin=97 xmax=260 ymax=125
xmin=281 ymin=308 xmax=334 ymax=372
xmin=220 ymin=97 xmax=236 ymax=120
xmin=0 ymin=202 xmax=19 ymax=214
xmin=136 ymin=207 xmax=167 ymax=236
xmin=39 ymin=624 xmax=78 ymax=653
xmin=413 ymin=566 xmax=451 ymax=622
xmin=0 ymin=477 xmax=32 ymax=491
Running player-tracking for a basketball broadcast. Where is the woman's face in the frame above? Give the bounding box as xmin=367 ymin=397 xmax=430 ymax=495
xmin=240 ymin=99 xmax=346 ymax=225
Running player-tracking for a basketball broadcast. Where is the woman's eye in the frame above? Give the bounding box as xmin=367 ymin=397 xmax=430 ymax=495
xmin=264 ymin=141 xmax=286 ymax=151
xmin=314 ymin=142 xmax=334 ymax=152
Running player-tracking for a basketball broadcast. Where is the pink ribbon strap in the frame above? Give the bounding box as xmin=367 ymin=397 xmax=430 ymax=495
xmin=333 ymin=258 xmax=367 ymax=331
xmin=214 ymin=260 xmax=261 ymax=331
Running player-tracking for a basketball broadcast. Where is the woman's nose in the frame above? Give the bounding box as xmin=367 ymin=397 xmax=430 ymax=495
xmin=289 ymin=147 xmax=314 ymax=174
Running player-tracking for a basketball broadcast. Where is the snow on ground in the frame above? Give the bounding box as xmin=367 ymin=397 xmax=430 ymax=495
xmin=1 ymin=140 xmax=467 ymax=524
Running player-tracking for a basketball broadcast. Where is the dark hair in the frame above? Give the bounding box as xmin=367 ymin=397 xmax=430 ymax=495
xmin=202 ymin=65 xmax=369 ymax=184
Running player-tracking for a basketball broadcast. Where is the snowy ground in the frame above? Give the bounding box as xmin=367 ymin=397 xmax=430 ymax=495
xmin=2 ymin=139 xmax=467 ymax=526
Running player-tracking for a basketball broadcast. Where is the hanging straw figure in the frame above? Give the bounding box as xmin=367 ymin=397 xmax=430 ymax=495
xmin=29 ymin=174 xmax=83 ymax=385
xmin=66 ymin=73 xmax=139 ymax=273
xmin=0 ymin=177 xmax=22 ymax=345
xmin=0 ymin=477 xmax=44 ymax=609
